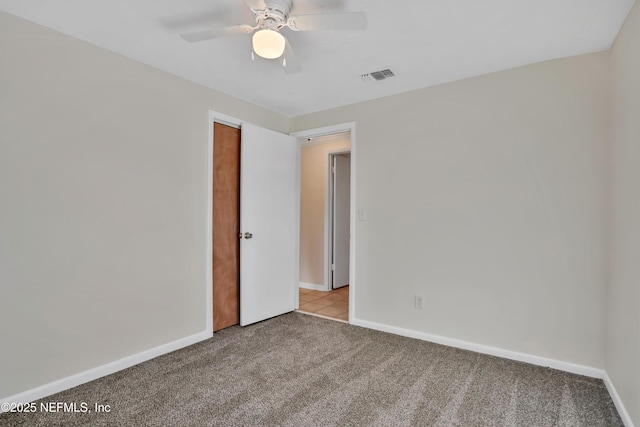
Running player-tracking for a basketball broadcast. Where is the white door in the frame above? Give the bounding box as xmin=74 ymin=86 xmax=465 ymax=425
xmin=332 ymin=154 xmax=350 ymax=289
xmin=239 ymin=123 xmax=298 ymax=326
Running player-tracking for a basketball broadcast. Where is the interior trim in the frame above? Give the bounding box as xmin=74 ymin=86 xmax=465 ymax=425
xmin=351 ymin=317 xmax=604 ymax=378
xmin=603 ymin=372 xmax=636 ymax=427
xmin=298 ymin=281 xmax=325 ymax=292
xmin=4 ymin=316 xmax=633 ymax=427
xmin=0 ymin=331 xmax=211 ymax=412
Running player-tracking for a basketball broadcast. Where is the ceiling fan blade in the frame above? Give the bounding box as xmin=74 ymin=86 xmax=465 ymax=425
xmin=287 ymin=11 xmax=367 ymax=31
xmin=245 ymin=0 xmax=267 ymax=10
xmin=283 ymin=37 xmax=302 ymax=74
xmin=161 ymin=9 xmax=231 ymax=29
xmin=289 ymin=0 xmax=346 ymax=16
xmin=180 ymin=25 xmax=254 ymax=43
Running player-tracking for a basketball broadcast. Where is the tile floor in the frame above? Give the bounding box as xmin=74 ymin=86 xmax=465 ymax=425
xmin=297 ymin=286 xmax=349 ymax=322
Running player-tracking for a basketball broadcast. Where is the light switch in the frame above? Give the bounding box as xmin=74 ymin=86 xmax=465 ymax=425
xmin=358 ymin=208 xmax=367 ymax=222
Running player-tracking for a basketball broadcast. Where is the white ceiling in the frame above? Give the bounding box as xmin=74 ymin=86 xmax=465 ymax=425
xmin=0 ymin=0 xmax=635 ymax=117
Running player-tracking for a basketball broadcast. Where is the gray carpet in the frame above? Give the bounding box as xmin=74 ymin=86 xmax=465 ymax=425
xmin=0 ymin=312 xmax=623 ymax=426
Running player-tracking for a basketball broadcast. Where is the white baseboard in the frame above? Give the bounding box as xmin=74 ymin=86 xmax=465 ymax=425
xmin=350 ymin=317 xmax=604 ymax=378
xmin=2 ymin=319 xmax=634 ymax=426
xmin=603 ymin=372 xmax=636 ymax=427
xmin=353 ymin=317 xmax=637 ymax=425
xmin=0 ymin=330 xmax=212 ymax=412
xmin=299 ymin=282 xmax=326 ymax=291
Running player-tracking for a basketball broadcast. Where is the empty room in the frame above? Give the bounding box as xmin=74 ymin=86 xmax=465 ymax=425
xmin=1 ymin=0 xmax=639 ymax=426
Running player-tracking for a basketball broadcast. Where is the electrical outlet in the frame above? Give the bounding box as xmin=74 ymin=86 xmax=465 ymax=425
xmin=414 ymin=294 xmax=424 ymax=309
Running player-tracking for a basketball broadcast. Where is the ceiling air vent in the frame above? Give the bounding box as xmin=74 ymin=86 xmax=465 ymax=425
xmin=361 ymin=68 xmax=395 ymax=83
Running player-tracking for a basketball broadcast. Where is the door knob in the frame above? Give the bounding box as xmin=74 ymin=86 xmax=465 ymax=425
xmin=244 ymin=232 xmax=253 ymax=239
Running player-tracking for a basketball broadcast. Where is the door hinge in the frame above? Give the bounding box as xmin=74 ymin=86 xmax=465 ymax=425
xmin=331 ymin=264 xmax=335 ymax=271
xmin=332 ymin=165 xmax=336 ymax=174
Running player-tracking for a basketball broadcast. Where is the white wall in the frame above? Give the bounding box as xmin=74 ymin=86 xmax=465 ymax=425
xmin=291 ymin=52 xmax=610 ymax=369
xmin=299 ymin=137 xmax=351 ymax=286
xmin=0 ymin=12 xmax=287 ymax=398
xmin=608 ymin=1 xmax=640 ymax=424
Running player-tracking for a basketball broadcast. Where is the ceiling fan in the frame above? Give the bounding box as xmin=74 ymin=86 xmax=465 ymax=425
xmin=178 ymin=0 xmax=367 ymax=73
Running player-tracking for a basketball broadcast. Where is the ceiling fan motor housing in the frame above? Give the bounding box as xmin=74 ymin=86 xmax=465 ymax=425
xmin=255 ymin=0 xmax=292 ymax=30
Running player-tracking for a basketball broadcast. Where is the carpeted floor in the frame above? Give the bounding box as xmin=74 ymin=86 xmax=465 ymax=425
xmin=0 ymin=312 xmax=623 ymax=426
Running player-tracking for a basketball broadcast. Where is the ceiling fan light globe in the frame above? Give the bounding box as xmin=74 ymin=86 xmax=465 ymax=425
xmin=252 ymin=29 xmax=285 ymax=59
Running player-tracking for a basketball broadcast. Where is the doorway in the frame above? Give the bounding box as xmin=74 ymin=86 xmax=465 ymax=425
xmin=294 ymin=124 xmax=355 ymax=323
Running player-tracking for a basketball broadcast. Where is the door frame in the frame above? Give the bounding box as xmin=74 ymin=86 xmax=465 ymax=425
xmin=291 ymin=122 xmax=356 ymax=323
xmin=328 ymin=150 xmax=351 ymax=291
xmin=206 ymin=111 xmax=243 ymax=335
